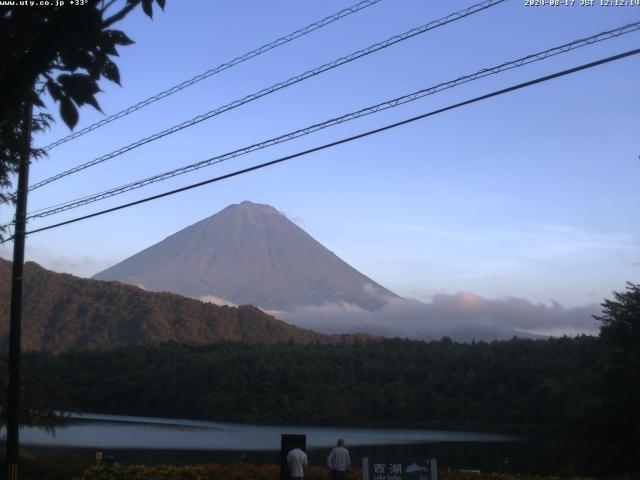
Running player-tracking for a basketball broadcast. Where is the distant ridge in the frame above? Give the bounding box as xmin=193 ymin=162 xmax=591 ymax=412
xmin=0 ymin=259 xmax=371 ymax=352
xmin=94 ymin=201 xmax=398 ymax=312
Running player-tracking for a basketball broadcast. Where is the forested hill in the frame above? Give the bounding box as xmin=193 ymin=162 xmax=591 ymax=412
xmin=0 ymin=259 xmax=344 ymax=351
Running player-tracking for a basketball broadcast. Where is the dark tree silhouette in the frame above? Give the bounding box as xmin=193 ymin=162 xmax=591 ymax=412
xmin=591 ymin=283 xmax=640 ymax=474
xmin=0 ymin=0 xmax=165 ymax=219
xmin=0 ymin=0 xmax=167 ymax=437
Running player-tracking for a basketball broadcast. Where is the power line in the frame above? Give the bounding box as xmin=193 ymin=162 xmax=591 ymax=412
xmin=3 ymin=47 xmax=636 ymax=243
xmin=27 ymin=0 xmax=504 ymax=192
xmin=41 ymin=0 xmax=385 ymax=152
xmin=23 ymin=21 xmax=640 ymax=221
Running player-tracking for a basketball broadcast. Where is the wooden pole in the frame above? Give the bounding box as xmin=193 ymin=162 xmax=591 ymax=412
xmin=5 ymin=100 xmax=33 ymax=480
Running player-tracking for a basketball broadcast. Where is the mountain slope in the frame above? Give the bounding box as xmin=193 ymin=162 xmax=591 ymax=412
xmin=0 ymin=259 xmax=335 ymax=352
xmin=94 ymin=201 xmax=397 ymax=311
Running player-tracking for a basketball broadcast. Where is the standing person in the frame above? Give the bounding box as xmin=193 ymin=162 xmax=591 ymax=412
xmin=327 ymin=438 xmax=351 ymax=480
xmin=287 ymin=446 xmax=308 ymax=480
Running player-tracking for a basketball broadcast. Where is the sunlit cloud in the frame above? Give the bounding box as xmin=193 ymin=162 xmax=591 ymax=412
xmin=198 ymin=295 xmax=238 ymax=307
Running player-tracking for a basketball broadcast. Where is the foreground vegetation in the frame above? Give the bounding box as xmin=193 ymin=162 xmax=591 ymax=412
xmin=79 ymin=464 xmax=595 ymax=480
xmin=0 ymin=449 xmax=93 ymax=480
xmin=7 ymin=461 xmax=604 ymax=480
xmin=82 ymin=464 xmax=355 ymax=480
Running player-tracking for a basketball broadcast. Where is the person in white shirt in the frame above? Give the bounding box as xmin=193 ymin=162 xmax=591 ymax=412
xmin=327 ymin=438 xmax=351 ymax=480
xmin=287 ymin=446 xmax=308 ymax=480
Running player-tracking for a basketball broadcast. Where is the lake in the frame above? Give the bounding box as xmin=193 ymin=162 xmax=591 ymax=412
xmin=5 ymin=413 xmax=538 ymax=472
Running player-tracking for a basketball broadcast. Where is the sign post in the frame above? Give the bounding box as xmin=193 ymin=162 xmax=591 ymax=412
xmin=362 ymin=458 xmax=438 ymax=480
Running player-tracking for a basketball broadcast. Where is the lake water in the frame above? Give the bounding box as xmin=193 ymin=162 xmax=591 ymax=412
xmin=15 ymin=412 xmax=515 ymax=450
xmin=4 ymin=413 xmax=537 ymax=472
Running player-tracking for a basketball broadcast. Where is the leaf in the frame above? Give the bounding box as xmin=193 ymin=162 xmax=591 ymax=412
xmin=58 ymin=73 xmax=103 ymax=112
xmin=59 ymin=47 xmax=91 ymax=71
xmin=101 ymin=58 xmax=121 ymax=85
xmin=142 ymin=0 xmax=153 ymax=18
xmin=97 ymin=29 xmax=121 ymax=56
xmin=86 ymin=61 xmax=102 ymax=81
xmin=99 ymin=39 xmax=119 ymax=57
xmin=156 ymin=0 xmax=166 ymax=9
xmin=46 ymin=80 xmax=63 ymax=101
xmin=32 ymin=95 xmax=45 ymax=108
xmin=60 ymin=97 xmax=78 ymax=130
xmin=105 ymin=29 xmax=134 ymax=46
xmin=86 ymin=95 xmax=102 ymax=112
xmin=86 ymin=51 xmax=108 ymax=79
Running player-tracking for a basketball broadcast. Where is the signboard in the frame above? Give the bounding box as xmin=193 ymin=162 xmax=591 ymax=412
xmin=362 ymin=458 xmax=437 ymax=480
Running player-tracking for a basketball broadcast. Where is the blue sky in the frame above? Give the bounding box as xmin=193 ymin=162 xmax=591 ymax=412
xmin=1 ymin=0 xmax=639 ymax=309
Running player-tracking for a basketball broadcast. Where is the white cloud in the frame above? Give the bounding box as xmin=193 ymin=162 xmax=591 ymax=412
xmin=279 ymin=291 xmax=600 ymax=340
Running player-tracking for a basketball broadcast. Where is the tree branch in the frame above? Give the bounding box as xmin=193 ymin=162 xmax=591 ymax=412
xmin=101 ymin=0 xmax=118 ymax=14
xmin=103 ymin=1 xmax=139 ymax=28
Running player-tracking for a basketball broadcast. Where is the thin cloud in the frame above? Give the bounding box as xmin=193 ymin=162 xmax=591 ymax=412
xmin=0 ymin=245 xmax=111 ymax=278
xmin=391 ymin=223 xmax=635 ymax=259
xmin=290 ymin=216 xmax=306 ymax=227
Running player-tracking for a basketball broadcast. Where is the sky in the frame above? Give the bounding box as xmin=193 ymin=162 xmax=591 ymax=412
xmin=1 ymin=0 xmax=639 ymax=324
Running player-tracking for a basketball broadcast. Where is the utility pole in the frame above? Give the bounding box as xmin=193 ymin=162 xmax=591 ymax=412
xmin=5 ymin=100 xmax=33 ymax=480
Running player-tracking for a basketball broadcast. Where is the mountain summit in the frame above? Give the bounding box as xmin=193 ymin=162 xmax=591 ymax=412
xmin=94 ymin=201 xmax=397 ymax=311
